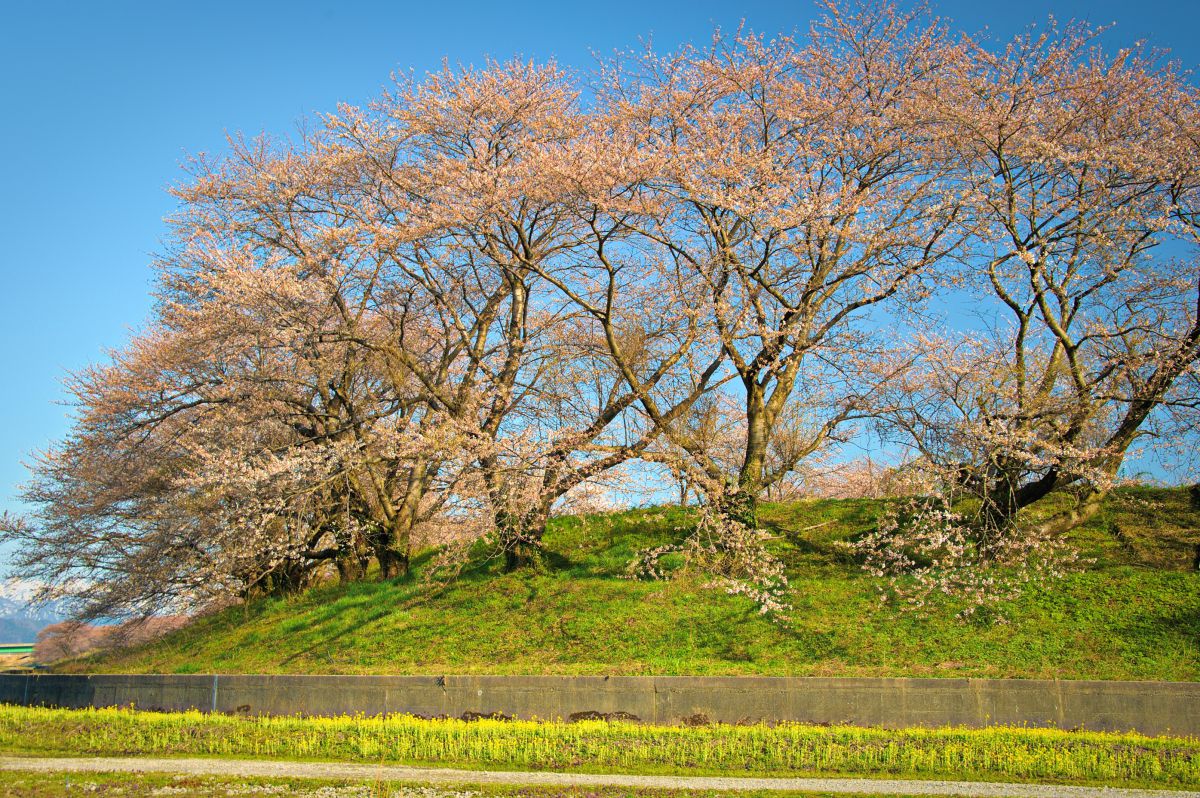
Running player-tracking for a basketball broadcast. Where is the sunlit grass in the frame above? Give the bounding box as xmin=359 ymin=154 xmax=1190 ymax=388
xmin=62 ymin=488 xmax=1200 ymax=681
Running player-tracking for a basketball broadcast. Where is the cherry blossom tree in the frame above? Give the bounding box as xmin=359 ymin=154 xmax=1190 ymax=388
xmin=330 ymin=60 xmax=695 ymax=569
xmin=3 ymin=2 xmax=1197 ymax=622
xmin=581 ymin=3 xmax=965 ymax=528
xmin=860 ymin=22 xmax=1200 ymax=608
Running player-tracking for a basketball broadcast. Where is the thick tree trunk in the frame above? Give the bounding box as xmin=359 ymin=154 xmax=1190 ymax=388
xmin=504 ymin=539 xmax=546 ymax=572
xmin=725 ymin=382 xmax=769 ymax=530
xmin=253 ymin=560 xmax=314 ymax=597
xmin=977 ymin=467 xmax=1063 ymax=552
xmin=373 ymin=511 xmax=415 ymax=579
xmin=335 ymin=555 xmax=367 ymax=583
xmin=497 ymin=508 xmax=549 ymax=572
xmin=376 ymin=548 xmax=410 ymax=579
xmin=370 ymin=464 xmax=428 ymax=580
xmin=338 ymin=523 xmax=374 ymax=583
xmin=978 ymin=488 xmax=1020 ymax=549
xmin=1025 ymin=489 xmax=1106 ymax=539
xmin=716 ymin=488 xmax=758 ymax=529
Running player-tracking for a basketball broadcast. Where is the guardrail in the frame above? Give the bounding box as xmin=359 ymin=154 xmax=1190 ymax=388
xmin=2 ymin=674 xmax=1197 ymax=736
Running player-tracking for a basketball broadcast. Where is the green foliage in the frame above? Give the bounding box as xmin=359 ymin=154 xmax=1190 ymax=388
xmin=2 ymin=705 xmax=1198 ymax=787
xmin=65 ymin=488 xmax=1200 ymax=680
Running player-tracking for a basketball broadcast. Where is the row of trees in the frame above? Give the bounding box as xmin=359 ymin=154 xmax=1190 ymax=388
xmin=3 ymin=2 xmax=1198 ymax=620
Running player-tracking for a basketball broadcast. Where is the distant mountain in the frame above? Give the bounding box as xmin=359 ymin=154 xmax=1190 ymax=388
xmin=0 ymin=579 xmax=68 ymax=643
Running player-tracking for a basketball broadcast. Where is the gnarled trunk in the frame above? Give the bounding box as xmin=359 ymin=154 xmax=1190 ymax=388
xmin=335 ymin=554 xmax=368 ymax=583
xmin=372 ymin=507 xmax=417 ymax=580
xmin=375 ymin=547 xmax=410 ymax=579
xmin=1025 ymin=488 xmax=1107 ymax=539
xmin=716 ymin=488 xmax=758 ymax=530
xmin=370 ymin=461 xmax=431 ymax=580
xmin=497 ymin=508 xmax=549 ymax=572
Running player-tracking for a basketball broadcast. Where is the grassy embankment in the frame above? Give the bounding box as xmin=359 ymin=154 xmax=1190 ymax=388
xmin=3 ymin=705 xmax=1199 ymax=787
xmin=66 ymin=486 xmax=1200 ymax=680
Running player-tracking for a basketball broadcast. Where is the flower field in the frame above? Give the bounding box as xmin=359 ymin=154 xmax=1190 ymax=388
xmin=2 ymin=705 xmax=1198 ymax=787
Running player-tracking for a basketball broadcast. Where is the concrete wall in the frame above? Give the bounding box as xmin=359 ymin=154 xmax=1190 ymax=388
xmin=1 ymin=674 xmax=1197 ymax=737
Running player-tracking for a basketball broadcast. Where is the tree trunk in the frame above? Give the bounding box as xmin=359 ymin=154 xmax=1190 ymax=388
xmin=1026 ymin=488 xmax=1107 ymax=539
xmin=504 ymin=539 xmax=546 ymax=572
xmin=376 ymin=547 xmax=410 ymax=579
xmin=498 ymin=508 xmax=548 ymax=572
xmin=335 ymin=555 xmax=367 ymax=583
xmin=716 ymin=488 xmax=758 ymax=529
xmin=371 ymin=465 xmax=427 ymax=580
xmin=334 ymin=524 xmax=372 ymax=584
xmin=976 ymin=467 xmax=1064 ymax=553
xmin=254 ymin=559 xmax=314 ymax=597
xmin=373 ymin=510 xmax=415 ymax=579
xmin=726 ymin=383 xmax=768 ymax=529
xmin=978 ymin=487 xmax=1020 ymax=550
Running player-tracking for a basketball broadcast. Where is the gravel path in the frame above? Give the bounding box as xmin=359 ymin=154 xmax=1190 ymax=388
xmin=2 ymin=757 xmax=1198 ymax=798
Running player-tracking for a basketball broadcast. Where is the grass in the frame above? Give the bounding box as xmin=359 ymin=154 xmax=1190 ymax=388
xmin=2 ymin=705 xmax=1200 ymax=788
xmin=0 ymin=771 xmax=983 ymax=798
xmin=64 ymin=486 xmax=1200 ymax=680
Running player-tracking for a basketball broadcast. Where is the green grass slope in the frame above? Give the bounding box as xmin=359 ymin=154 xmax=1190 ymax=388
xmin=66 ymin=487 xmax=1200 ymax=679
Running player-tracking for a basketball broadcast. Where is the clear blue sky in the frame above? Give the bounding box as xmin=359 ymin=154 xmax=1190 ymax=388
xmin=1 ymin=0 xmax=1196 ymax=570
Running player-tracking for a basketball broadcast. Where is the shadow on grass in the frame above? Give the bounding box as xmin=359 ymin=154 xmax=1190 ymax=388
xmin=1110 ymin=597 xmax=1200 ymax=657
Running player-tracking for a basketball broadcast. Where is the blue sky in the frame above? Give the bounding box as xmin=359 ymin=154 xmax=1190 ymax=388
xmin=1 ymin=0 xmax=1197 ymax=569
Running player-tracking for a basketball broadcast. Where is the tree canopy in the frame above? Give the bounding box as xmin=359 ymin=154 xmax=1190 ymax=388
xmin=4 ymin=2 xmax=1198 ymax=621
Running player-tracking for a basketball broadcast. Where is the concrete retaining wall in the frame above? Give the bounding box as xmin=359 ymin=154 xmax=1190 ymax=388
xmin=2 ymin=674 xmax=1197 ymax=736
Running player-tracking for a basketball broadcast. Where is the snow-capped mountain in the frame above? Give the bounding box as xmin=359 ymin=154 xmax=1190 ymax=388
xmin=0 ymin=579 xmax=68 ymax=643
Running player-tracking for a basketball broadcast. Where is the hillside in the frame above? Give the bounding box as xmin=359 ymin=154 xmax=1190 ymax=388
xmin=64 ymin=486 xmax=1200 ymax=680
